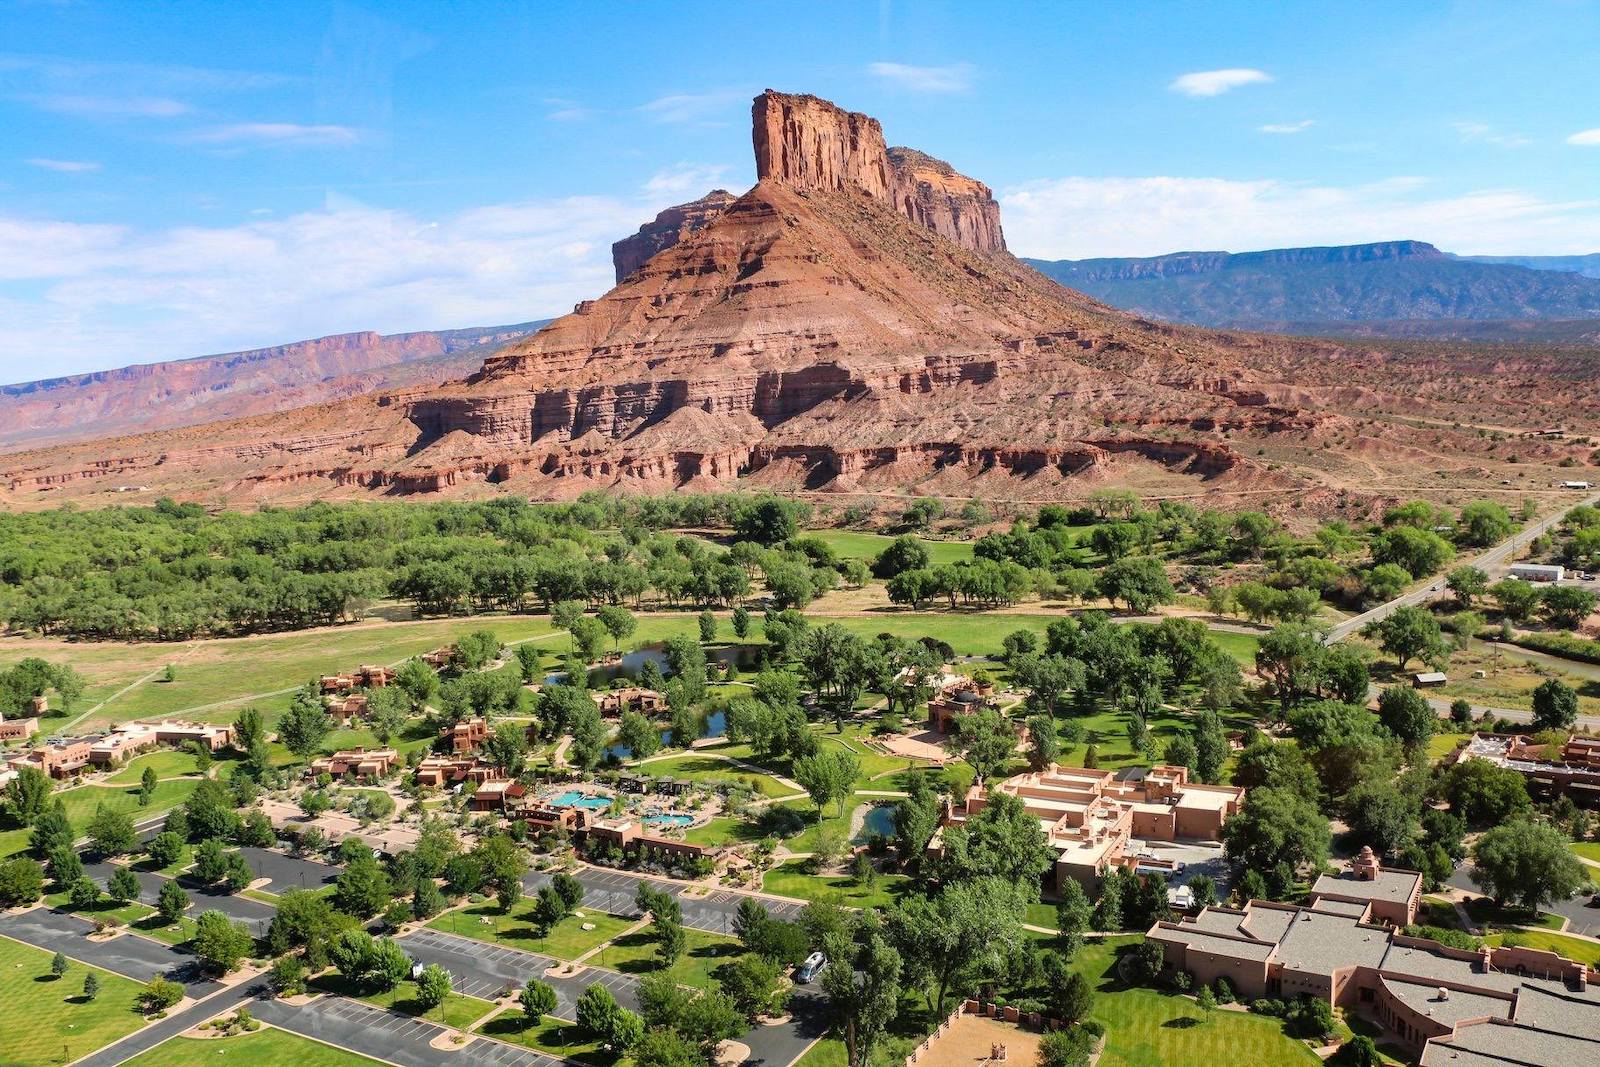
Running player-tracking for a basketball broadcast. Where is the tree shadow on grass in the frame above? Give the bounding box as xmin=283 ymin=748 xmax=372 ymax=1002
xmin=1162 ymin=1017 xmax=1200 ymax=1029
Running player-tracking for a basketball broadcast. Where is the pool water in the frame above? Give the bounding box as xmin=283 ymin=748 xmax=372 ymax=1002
xmin=644 ymin=813 xmax=695 ymax=828
xmin=855 ymin=804 xmax=896 ymax=842
xmin=550 ymin=791 xmax=614 ymax=810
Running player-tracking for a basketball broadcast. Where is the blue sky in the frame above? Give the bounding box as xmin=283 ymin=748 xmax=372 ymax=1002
xmin=3 ymin=0 xmax=1599 ymax=380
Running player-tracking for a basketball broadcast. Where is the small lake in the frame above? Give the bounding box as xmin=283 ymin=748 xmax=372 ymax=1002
xmin=605 ymin=707 xmax=728 ymax=761
xmin=855 ymin=803 xmax=896 ymax=843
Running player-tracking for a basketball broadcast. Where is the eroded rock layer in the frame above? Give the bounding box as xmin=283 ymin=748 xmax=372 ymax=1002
xmin=1 ymin=88 xmax=1596 ymax=513
xmin=611 ymin=190 xmax=738 ymax=283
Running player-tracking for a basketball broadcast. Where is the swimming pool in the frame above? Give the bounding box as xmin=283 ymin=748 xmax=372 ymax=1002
xmin=550 ymin=790 xmax=614 ymax=810
xmin=644 ymin=813 xmax=694 ymax=828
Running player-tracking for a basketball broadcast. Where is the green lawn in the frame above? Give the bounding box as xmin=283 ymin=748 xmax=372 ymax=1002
xmin=130 ymin=914 xmax=197 ymax=947
xmin=42 ymin=890 xmax=157 ymax=929
xmin=1460 ymin=896 xmax=1564 ymax=932
xmin=1 ymin=778 xmax=200 ymax=860
xmin=0 ymin=934 xmax=148 ymax=1067
xmin=312 ymin=974 xmax=497 ymax=1030
xmin=804 ymin=530 xmax=975 ymax=567
xmin=762 ymin=859 xmax=911 ymax=909
xmin=427 ymin=903 xmax=634 ymax=961
xmin=632 ymin=753 xmax=796 ymax=798
xmin=794 ymin=1038 xmax=847 ymax=1067
xmin=588 ymin=925 xmax=743 ymax=990
xmin=106 ymin=749 xmax=208 ymax=784
xmin=1489 ymin=928 xmax=1600 ymax=967
xmin=475 ymin=1012 xmax=619 ymax=1066
xmin=1071 ymin=938 xmax=1319 ymax=1067
xmin=122 ymin=1029 xmax=387 ymax=1067
xmin=1571 ymin=841 xmax=1600 ymax=864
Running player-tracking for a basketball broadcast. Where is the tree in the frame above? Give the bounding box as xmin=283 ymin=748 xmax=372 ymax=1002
xmin=733 ymin=498 xmax=800 ymax=546
xmin=146 ymin=831 xmax=184 ymax=870
xmin=157 ymin=879 xmax=190 ymax=923
xmin=1191 ymin=709 xmax=1230 ymax=783
xmin=1371 ymin=525 xmax=1454 ymax=578
xmin=820 ymin=921 xmax=902 ymax=1067
xmin=335 ymin=852 xmax=393 ymax=918
xmin=50 ymin=950 xmax=68 ymax=978
xmin=568 ymin=701 xmax=608 ymax=769
xmin=1532 ymin=679 xmax=1579 ymax=731
xmin=1344 ymin=776 xmax=1418 ymax=857
xmin=1446 ymin=566 xmax=1490 ymax=607
xmin=139 ymin=764 xmax=159 ymax=798
xmin=364 ymin=687 xmax=411 ymax=745
xmin=83 ymin=970 xmax=100 ymax=1002
xmin=1025 ymin=714 xmax=1060 ymax=771
xmin=888 ymin=878 xmax=1025 ymax=1015
xmin=952 ymin=709 xmax=1016 ymax=783
xmin=1055 ymin=969 xmax=1094 ymax=1027
xmin=1363 ymin=606 xmax=1447 ymax=669
xmin=416 ymin=963 xmax=452 ymax=1014
xmin=49 ymin=844 xmax=83 ymax=887
xmin=1470 ymin=818 xmax=1587 ymax=911
xmin=193 ymin=839 xmax=227 ymax=883
xmin=88 ymin=804 xmax=138 ymax=857
xmin=1223 ymin=787 xmax=1330 ymax=883
xmin=631 ymin=1030 xmax=701 ymax=1067
xmin=0 ymin=858 xmax=44 ymax=907
xmin=720 ymin=953 xmax=786 ymax=1020
xmin=1037 ymin=1030 xmax=1093 ymax=1067
xmin=233 ymin=706 xmax=271 ymax=774
xmin=278 ymin=682 xmax=334 ymax=759
xmin=578 ymin=982 xmax=623 ymax=1041
xmin=1055 ymin=879 xmax=1092 ymax=957
xmin=1458 ymin=501 xmax=1515 ymax=548
xmin=193 ymin=909 xmax=253 ymax=973
xmin=3 ymin=767 xmax=51 ymax=826
xmin=394 ymin=658 xmax=439 ymax=713
xmin=69 ymin=876 xmax=100 ymax=911
xmin=1097 ymin=556 xmax=1176 ymax=613
xmin=872 ymin=536 xmax=930 ymax=580
xmin=792 ymin=749 xmax=860 ymax=816
xmin=1441 ymin=758 xmax=1531 ymax=827
xmin=108 ymin=867 xmax=141 ymax=904
xmin=1490 ymin=578 xmax=1542 ymax=622
xmin=1540 ymin=585 xmax=1599 ymax=629
xmin=618 ymin=710 xmax=661 ymax=761
xmin=1254 ymin=624 xmax=1328 ymax=708
xmin=223 ymin=851 xmax=254 ymax=893
xmin=521 ymin=978 xmax=558 ymax=1028
xmin=1376 ymin=686 xmax=1436 ymax=748
xmin=933 ymin=790 xmax=1053 ymax=890
xmin=140 ymin=977 xmax=184 ymax=1013
xmin=482 ymin=720 xmax=530 ymax=776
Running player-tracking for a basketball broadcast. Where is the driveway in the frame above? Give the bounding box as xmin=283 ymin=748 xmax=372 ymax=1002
xmin=82 ymin=858 xmax=277 ymax=936
xmin=525 ymin=866 xmax=805 ymax=936
xmin=1447 ymin=862 xmax=1600 ymax=936
xmin=0 ymin=907 xmax=219 ymax=994
xmin=236 ymin=846 xmax=339 ymax=894
xmin=254 ymin=993 xmax=564 ymax=1067
xmin=72 ymin=978 xmax=263 ymax=1067
xmin=399 ymin=926 xmax=639 ymax=1016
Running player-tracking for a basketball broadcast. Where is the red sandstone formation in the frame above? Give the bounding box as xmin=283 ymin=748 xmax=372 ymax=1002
xmin=0 ymin=89 xmax=1595 ymax=513
xmin=612 ymin=190 xmax=738 ymax=283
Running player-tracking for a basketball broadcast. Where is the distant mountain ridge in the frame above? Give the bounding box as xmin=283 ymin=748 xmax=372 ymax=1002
xmin=0 ymin=320 xmax=548 ymax=452
xmin=1460 ymin=252 xmax=1600 ymax=279
xmin=1024 ymin=240 xmax=1600 ymax=332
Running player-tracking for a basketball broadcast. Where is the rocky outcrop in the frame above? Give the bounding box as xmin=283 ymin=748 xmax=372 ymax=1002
xmin=887 ymin=147 xmax=1005 ymax=254
xmin=0 ymin=89 xmax=1589 ymax=515
xmin=612 ymin=190 xmax=737 ymax=282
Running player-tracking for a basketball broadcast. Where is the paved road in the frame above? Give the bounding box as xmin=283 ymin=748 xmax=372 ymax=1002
xmin=237 ymin=845 xmax=340 ymax=894
xmin=524 ymin=866 xmax=805 ymax=936
xmin=255 ymin=993 xmax=566 ymax=1067
xmin=0 ymin=907 xmax=220 ymax=994
xmin=83 ymin=858 xmax=277 ymax=937
xmin=1447 ymin=862 xmax=1600 ymax=937
xmin=1326 ymin=493 xmax=1600 ymax=643
xmin=73 ymin=978 xmax=264 ymax=1067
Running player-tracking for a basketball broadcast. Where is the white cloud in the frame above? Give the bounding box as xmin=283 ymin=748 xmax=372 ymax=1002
xmin=867 ymin=61 xmax=975 ymax=93
xmin=1258 ymin=120 xmax=1314 ymax=135
xmin=643 ymin=163 xmax=730 ymax=197
xmin=637 ymin=91 xmax=745 ymax=125
xmin=1568 ymin=128 xmax=1600 ymax=146
xmin=24 ymin=158 xmax=101 ymax=172
xmin=16 ymin=93 xmax=190 ymax=117
xmin=1168 ymin=69 xmax=1272 ymax=97
xmin=0 ymin=190 xmax=693 ymax=381
xmin=184 ymin=123 xmax=361 ymax=147
xmin=1001 ymin=174 xmax=1600 ymax=259
xmin=1452 ymin=122 xmax=1530 ymax=148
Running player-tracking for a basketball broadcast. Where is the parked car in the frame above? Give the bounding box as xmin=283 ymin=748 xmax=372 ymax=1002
xmin=796 ymin=951 xmax=826 ymax=983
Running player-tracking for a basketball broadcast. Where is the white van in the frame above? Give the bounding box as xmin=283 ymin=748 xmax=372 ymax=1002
xmin=796 ymin=952 xmax=826 ymax=983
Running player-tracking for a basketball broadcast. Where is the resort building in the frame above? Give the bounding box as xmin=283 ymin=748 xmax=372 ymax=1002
xmin=929 ymin=763 xmax=1244 ymax=892
xmin=923 ymin=672 xmax=998 ymax=733
xmin=323 ymin=692 xmax=368 ymax=725
xmin=308 ymin=747 xmax=399 ymax=778
xmin=318 ymin=665 xmax=394 ymax=694
xmin=1453 ymin=732 xmax=1600 ymax=805
xmin=442 ymin=716 xmax=489 ymax=754
xmin=0 ymin=713 xmax=41 ymax=743
xmin=585 ymin=815 xmax=708 ymax=862
xmin=469 ymin=778 xmax=527 ymax=813
xmin=593 ymin=687 xmax=666 ymax=716
xmin=415 ymin=754 xmax=501 ymax=789
xmin=1148 ymin=854 xmax=1595 ymax=1062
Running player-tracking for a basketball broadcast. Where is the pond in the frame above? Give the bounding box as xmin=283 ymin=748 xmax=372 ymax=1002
xmin=855 ymin=803 xmax=896 ymax=843
xmin=605 ymin=707 xmax=727 ymax=761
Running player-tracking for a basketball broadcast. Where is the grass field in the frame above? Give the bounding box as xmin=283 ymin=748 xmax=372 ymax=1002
xmin=762 ymin=858 xmax=911 ymax=909
xmin=122 ymin=1029 xmax=387 ymax=1067
xmin=42 ymin=889 xmax=157 ymax=929
xmin=587 ymin=925 xmax=743 ymax=989
xmin=475 ymin=1011 xmax=618 ymax=1066
xmin=805 ymin=530 xmax=976 ymax=567
xmin=632 ymin=753 xmax=798 ymax=798
xmin=0 ymin=778 xmax=200 ymax=860
xmin=1572 ymin=841 xmax=1600 ymax=864
xmin=0 ymin=934 xmax=148 ymax=1067
xmin=106 ymin=749 xmax=207 ymax=784
xmin=1072 ymin=938 xmax=1319 ymax=1067
xmin=1488 ymin=927 xmax=1600 ymax=966
xmin=427 ymin=903 xmax=634 ymax=961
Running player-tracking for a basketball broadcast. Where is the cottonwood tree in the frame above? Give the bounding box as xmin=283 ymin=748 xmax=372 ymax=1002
xmin=887 ymin=877 xmax=1025 ymax=1015
xmin=792 ymin=749 xmax=859 ymax=817
xmin=1471 ymin=818 xmax=1586 ymax=911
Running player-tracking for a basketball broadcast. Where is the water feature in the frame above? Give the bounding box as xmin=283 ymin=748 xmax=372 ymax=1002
xmin=855 ymin=803 xmax=896 ymax=843
xmin=604 ymin=706 xmax=729 ymax=761
xmin=550 ymin=790 xmax=614 ymax=810
xmin=643 ymin=813 xmax=695 ymax=828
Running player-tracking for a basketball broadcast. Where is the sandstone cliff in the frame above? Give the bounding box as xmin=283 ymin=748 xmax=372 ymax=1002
xmin=0 ymin=89 xmax=1591 ymax=512
xmin=612 ymin=190 xmax=737 ymax=283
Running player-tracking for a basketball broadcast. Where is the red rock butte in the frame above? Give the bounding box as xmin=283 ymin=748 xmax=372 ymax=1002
xmin=2 ymin=89 xmax=1596 ymax=512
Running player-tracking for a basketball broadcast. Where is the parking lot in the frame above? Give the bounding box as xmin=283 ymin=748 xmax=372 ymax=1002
xmin=399 ymin=926 xmax=640 ymax=1016
xmin=528 ymin=866 xmax=806 ymax=935
xmin=255 ymin=992 xmax=564 ymax=1067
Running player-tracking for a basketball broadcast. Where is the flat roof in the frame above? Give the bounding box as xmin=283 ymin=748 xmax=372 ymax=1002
xmin=1276 ymin=910 xmax=1389 ymax=976
xmin=1311 ymin=867 xmax=1422 ymax=905
xmin=1148 ymin=923 xmax=1277 ymax=962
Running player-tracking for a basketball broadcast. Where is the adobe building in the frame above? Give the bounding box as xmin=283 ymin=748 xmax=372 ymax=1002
xmin=4 ymin=736 xmax=93 ymax=779
xmin=1454 ymin=732 xmax=1600 ymax=805
xmin=585 ymin=815 xmax=708 ymax=863
xmin=415 ymin=754 xmax=502 ymax=789
xmin=323 ymin=692 xmax=368 ymax=725
xmin=442 ymin=717 xmax=489 ymax=754
xmin=593 ymin=687 xmax=666 ymax=716
xmin=922 ymin=672 xmax=997 ymax=734
xmin=1148 ymin=860 xmax=1596 ymax=1063
xmin=928 ymin=763 xmax=1243 ymax=892
xmin=308 ymin=747 xmax=399 ymax=778
xmin=0 ymin=713 xmax=41 ymax=743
